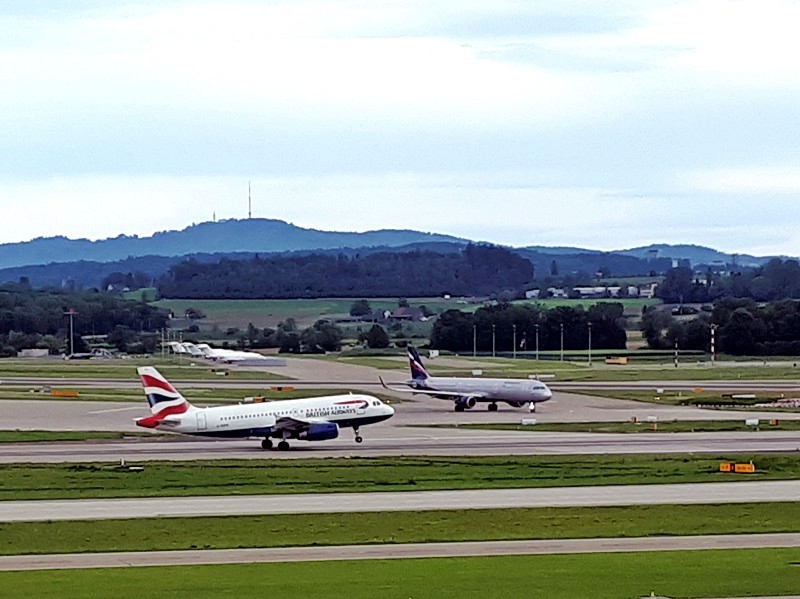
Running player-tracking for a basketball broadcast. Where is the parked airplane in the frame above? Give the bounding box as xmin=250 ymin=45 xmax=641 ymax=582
xmin=136 ymin=366 xmax=394 ymax=450
xmin=166 ymin=342 xmax=269 ymax=364
xmin=381 ymin=346 xmax=552 ymax=412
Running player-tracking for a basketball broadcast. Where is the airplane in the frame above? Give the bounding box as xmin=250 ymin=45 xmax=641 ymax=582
xmin=381 ymin=346 xmax=552 ymax=412
xmin=136 ymin=366 xmax=394 ymax=450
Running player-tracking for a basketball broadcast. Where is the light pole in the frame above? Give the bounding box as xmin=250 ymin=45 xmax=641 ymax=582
xmin=512 ymin=324 xmax=517 ymax=360
xmin=473 ymin=323 xmax=477 ymax=357
xmin=535 ymin=323 xmax=539 ymax=361
xmin=588 ymin=321 xmax=592 ymax=366
xmin=64 ymin=309 xmax=78 ymax=356
xmin=710 ymin=323 xmax=717 ymax=365
xmin=560 ymin=323 xmax=564 ymax=362
xmin=492 ymin=324 xmax=496 ymax=358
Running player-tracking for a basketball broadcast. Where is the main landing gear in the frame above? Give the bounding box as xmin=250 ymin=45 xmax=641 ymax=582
xmin=354 ymin=427 xmax=363 ymax=443
xmin=454 ymin=404 xmax=465 ymax=412
xmin=261 ymin=437 xmax=291 ymax=451
xmin=487 ymin=403 xmax=498 ymax=412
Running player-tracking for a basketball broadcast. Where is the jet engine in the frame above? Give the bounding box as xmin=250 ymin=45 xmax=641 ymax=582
xmin=457 ymin=397 xmax=477 ymax=409
xmin=301 ymin=422 xmax=340 ymax=441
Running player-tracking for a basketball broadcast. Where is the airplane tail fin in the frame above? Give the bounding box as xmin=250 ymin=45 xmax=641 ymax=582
xmin=407 ymin=346 xmax=429 ymax=380
xmin=137 ymin=366 xmax=195 ymax=419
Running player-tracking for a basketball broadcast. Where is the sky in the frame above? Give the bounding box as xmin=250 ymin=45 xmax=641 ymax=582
xmin=1 ymin=0 xmax=799 ymax=256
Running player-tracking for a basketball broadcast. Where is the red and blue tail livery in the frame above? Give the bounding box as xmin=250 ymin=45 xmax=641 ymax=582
xmin=136 ymin=366 xmax=193 ymax=427
xmin=135 ymin=366 xmax=394 ymax=450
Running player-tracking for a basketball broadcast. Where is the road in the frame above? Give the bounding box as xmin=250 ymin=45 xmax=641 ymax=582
xmin=2 ymin=534 xmax=800 ymax=571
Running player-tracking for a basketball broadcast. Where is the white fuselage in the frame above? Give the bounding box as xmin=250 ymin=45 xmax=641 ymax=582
xmin=152 ymin=394 xmax=393 ymax=437
xmin=411 ymin=377 xmax=552 ymax=406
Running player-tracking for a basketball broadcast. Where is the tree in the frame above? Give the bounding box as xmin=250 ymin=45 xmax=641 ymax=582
xmin=365 ymin=324 xmax=390 ymax=349
xmin=349 ymin=299 xmax=372 ymax=317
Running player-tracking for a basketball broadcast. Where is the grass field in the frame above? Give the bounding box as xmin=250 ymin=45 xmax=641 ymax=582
xmin=152 ymin=297 xmax=662 ymax=329
xmin=0 ymin=386 xmax=390 ymax=405
xmin=0 ymin=431 xmax=156 ymax=443
xmin=2 ymin=502 xmax=800 ymax=556
xmin=569 ymin=388 xmax=800 ymax=409
xmin=2 ymin=454 xmax=798 ymax=501
xmin=0 ymin=359 xmax=288 ymax=381
xmin=430 ymin=419 xmax=800 ymax=433
xmin=0 ymin=549 xmax=798 ymax=598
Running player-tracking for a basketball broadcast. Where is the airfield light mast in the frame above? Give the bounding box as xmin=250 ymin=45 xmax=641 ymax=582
xmin=64 ymin=309 xmax=78 ymax=356
xmin=248 ymin=180 xmax=252 ymax=219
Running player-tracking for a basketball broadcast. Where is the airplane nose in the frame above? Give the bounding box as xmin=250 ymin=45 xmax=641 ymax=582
xmin=385 ymin=403 xmax=396 ymax=416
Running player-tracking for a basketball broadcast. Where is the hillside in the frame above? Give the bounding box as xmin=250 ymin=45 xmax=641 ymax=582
xmin=0 ymin=219 xmax=464 ymax=269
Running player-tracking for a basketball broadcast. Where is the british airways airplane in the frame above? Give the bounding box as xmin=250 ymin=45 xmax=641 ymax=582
xmin=136 ymin=367 xmax=394 ymax=450
xmin=381 ymin=347 xmax=552 ymax=412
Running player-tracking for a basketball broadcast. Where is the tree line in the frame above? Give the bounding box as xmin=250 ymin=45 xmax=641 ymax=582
xmin=430 ymin=302 xmax=628 ymax=353
xmin=642 ymin=298 xmax=800 ymax=356
xmin=157 ymin=244 xmax=533 ymax=299
xmin=0 ymin=286 xmax=169 ymax=356
xmin=658 ymin=259 xmax=800 ymax=303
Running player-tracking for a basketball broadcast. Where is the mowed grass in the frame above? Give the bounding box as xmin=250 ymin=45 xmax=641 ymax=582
xmin=0 ymin=431 xmax=155 ymax=443
xmin=571 ymin=388 xmax=800 ymax=408
xmin=445 ymin=420 xmax=800 ymax=433
xmin=152 ymin=297 xmax=465 ymax=328
xmin=1 ymin=549 xmax=799 ymax=599
xmin=0 ymin=386 xmax=383 ymax=405
xmin=0 ymin=359 xmax=287 ymax=381
xmin=2 ymin=503 xmax=800 ymax=556
xmin=2 ymin=454 xmax=799 ymax=501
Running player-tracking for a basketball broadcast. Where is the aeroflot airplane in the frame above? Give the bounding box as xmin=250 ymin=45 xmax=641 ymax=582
xmin=136 ymin=367 xmax=394 ymax=450
xmin=381 ymin=346 xmax=552 ymax=412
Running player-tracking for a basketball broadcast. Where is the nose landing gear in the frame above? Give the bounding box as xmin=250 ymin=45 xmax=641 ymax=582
xmin=354 ymin=427 xmax=363 ymax=443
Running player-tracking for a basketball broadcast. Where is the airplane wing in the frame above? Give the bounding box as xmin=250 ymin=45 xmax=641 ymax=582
xmin=272 ymin=415 xmax=317 ymax=433
xmin=379 ymin=377 xmax=486 ymax=401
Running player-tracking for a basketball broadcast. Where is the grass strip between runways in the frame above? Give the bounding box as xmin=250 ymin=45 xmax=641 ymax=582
xmin=1 ymin=549 xmax=800 ymax=598
xmin=2 ymin=502 xmax=800 ymax=556
xmin=3 ymin=454 xmax=800 ymax=501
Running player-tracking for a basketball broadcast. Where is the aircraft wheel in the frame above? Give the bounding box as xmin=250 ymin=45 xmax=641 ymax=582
xmin=454 ymin=404 xmax=465 ymax=412
xmin=261 ymin=438 xmax=273 ymax=450
xmin=488 ymin=403 xmax=498 ymax=412
xmin=355 ymin=435 xmax=363 ymax=443
xmin=278 ymin=440 xmax=290 ymax=451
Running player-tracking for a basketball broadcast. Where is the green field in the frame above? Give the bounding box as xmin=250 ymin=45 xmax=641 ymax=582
xmin=0 ymin=385 xmax=389 ymax=405
xmin=570 ymin=388 xmax=800 ymax=409
xmin=2 ymin=454 xmax=798 ymax=501
xmin=2 ymin=502 xmax=800 ymax=556
xmin=152 ymin=297 xmax=661 ymax=329
xmin=0 ymin=359 xmax=288 ymax=381
xmin=0 ymin=431 xmax=156 ymax=443
xmin=431 ymin=419 xmax=800 ymax=433
xmin=1 ymin=549 xmax=798 ymax=598
xmin=153 ymin=297 xmax=470 ymax=328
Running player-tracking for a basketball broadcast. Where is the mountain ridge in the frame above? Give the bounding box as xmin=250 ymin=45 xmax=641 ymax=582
xmin=1 ymin=218 xmax=793 ymax=273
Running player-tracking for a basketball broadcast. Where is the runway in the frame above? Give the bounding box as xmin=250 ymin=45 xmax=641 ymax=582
xmin=3 ymin=480 xmax=800 ymax=522
xmin=2 ymin=426 xmax=800 ymax=463
xmin=2 ymin=533 xmax=799 ymax=571
xmin=2 ymin=382 xmax=800 ymax=462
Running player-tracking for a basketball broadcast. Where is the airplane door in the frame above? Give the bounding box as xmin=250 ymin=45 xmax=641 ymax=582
xmin=196 ymin=412 xmax=207 ymax=431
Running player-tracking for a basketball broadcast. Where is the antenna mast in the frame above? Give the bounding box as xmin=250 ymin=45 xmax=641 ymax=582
xmin=248 ymin=181 xmax=252 ymax=219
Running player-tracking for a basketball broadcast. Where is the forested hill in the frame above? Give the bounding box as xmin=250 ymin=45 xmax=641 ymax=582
xmin=0 ymin=219 xmax=464 ymax=269
xmin=158 ymin=245 xmax=533 ymax=299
